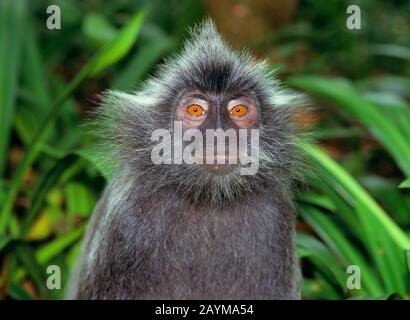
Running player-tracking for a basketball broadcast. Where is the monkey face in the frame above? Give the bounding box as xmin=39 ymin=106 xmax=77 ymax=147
xmin=96 ymin=21 xmax=300 ymax=205
xmin=172 ymin=90 xmax=259 ymax=175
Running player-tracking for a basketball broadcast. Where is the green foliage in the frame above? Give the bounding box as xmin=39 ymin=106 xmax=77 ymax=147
xmin=0 ymin=0 xmax=27 ymax=178
xmin=297 ymin=146 xmax=410 ymax=298
xmin=0 ymin=0 xmax=408 ymax=300
xmin=290 ymin=76 xmax=410 ymax=177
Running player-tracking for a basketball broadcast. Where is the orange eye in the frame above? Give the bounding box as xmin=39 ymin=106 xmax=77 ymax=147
xmin=230 ymin=104 xmax=248 ymax=117
xmin=186 ymin=104 xmax=205 ymax=117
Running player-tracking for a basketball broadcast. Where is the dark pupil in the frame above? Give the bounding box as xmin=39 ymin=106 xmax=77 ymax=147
xmin=193 ymin=107 xmax=198 ymax=112
xmin=236 ymin=108 xmax=240 ymax=112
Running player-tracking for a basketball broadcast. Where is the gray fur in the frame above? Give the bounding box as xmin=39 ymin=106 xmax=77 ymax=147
xmin=67 ymin=20 xmax=302 ymax=300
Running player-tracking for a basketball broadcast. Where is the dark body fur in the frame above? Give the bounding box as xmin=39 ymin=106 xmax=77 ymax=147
xmin=67 ymin=21 xmax=301 ymax=299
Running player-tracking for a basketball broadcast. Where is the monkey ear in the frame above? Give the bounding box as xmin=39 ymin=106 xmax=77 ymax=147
xmin=268 ymin=88 xmax=306 ymax=109
xmin=101 ymin=90 xmax=154 ymax=113
xmin=99 ymin=90 xmax=156 ymax=135
xmin=88 ymin=90 xmax=156 ymax=167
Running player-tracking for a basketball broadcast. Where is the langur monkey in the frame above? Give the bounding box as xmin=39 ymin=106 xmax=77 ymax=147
xmin=67 ymin=20 xmax=302 ymax=300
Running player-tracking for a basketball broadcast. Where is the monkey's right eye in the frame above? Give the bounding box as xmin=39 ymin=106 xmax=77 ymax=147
xmin=186 ymin=104 xmax=205 ymax=117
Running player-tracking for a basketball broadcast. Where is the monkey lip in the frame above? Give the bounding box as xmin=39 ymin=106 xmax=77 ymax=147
xmin=195 ymin=154 xmax=238 ymax=175
xmin=204 ymin=163 xmax=235 ymax=175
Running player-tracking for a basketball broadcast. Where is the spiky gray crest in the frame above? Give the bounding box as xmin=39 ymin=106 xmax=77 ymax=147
xmin=93 ymin=20 xmax=303 ymax=206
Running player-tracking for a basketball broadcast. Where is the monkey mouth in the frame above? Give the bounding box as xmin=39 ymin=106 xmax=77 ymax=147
xmin=196 ymin=153 xmax=238 ymax=175
xmin=204 ymin=163 xmax=235 ymax=175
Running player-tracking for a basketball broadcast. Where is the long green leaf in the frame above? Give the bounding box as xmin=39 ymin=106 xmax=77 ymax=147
xmin=90 ymin=11 xmax=145 ymax=76
xmin=9 ymin=282 xmax=34 ymax=300
xmin=299 ymin=206 xmax=383 ymax=296
xmin=289 ymin=76 xmax=410 ymax=177
xmin=113 ymin=29 xmax=174 ymax=90
xmin=361 ymin=176 xmax=410 ymax=225
xmin=0 ymin=234 xmax=11 ymax=251
xmin=355 ymin=203 xmax=407 ymax=295
xmin=304 ymin=149 xmax=409 ymax=295
xmin=297 ymin=232 xmax=347 ymax=290
xmin=0 ymin=0 xmax=26 ymax=178
xmin=15 ymin=244 xmax=49 ymax=298
xmin=303 ymin=144 xmax=410 ymax=251
xmin=83 ymin=13 xmax=117 ymax=47
xmin=20 ymin=155 xmax=78 ymax=237
xmin=15 ymin=23 xmax=53 ymax=145
xmin=36 ymin=224 xmax=87 ymax=265
xmin=0 ymin=11 xmax=145 ymax=233
xmin=75 ymin=147 xmax=113 ymax=181
xmin=399 ymin=178 xmax=410 ymax=189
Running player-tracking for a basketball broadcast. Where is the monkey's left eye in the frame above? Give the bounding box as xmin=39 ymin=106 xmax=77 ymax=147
xmin=230 ymin=104 xmax=248 ymax=117
xmin=186 ymin=104 xmax=205 ymax=117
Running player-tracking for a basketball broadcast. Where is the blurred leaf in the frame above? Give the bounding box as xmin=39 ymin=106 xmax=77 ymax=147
xmin=289 ymin=76 xmax=410 ymax=178
xmin=302 ymin=275 xmax=341 ymax=300
xmin=90 ymin=11 xmax=145 ymax=76
xmin=368 ymin=44 xmax=410 ymax=61
xmin=21 ymin=155 xmax=77 ymax=237
xmin=360 ymin=176 xmax=410 ymax=225
xmin=113 ymin=26 xmax=174 ymax=91
xmin=0 ymin=185 xmax=5 ymax=203
xmin=356 ymin=207 xmax=408 ymax=295
xmin=48 ymin=75 xmax=83 ymax=151
xmin=302 ymin=144 xmax=410 ymax=295
xmin=358 ymin=76 xmax=410 ymax=99
xmin=299 ymin=206 xmax=383 ymax=296
xmin=365 ymin=93 xmax=410 ymax=144
xmin=304 ymin=163 xmax=362 ymax=238
xmin=399 ymin=178 xmax=410 ymax=189
xmin=297 ymin=192 xmax=336 ymax=211
xmin=36 ymin=224 xmax=86 ymax=265
xmin=31 ymin=149 xmax=108 ymax=234
xmin=52 ymin=0 xmax=82 ymax=27
xmin=15 ymin=104 xmax=44 ymax=146
xmin=64 ymin=182 xmax=96 ymax=219
xmin=27 ymin=213 xmax=53 ymax=241
xmin=0 ymin=0 xmax=26 ymax=177
xmin=15 ymin=245 xmax=48 ymax=298
xmin=297 ymin=233 xmax=346 ymax=289
xmin=348 ymin=293 xmax=403 ymax=300
xmin=16 ymin=25 xmax=53 ymax=145
xmin=75 ymin=147 xmax=113 ymax=181
xmin=22 ymin=25 xmax=52 ymax=109
xmin=0 ymin=235 xmax=11 ymax=251
xmin=365 ymin=92 xmax=409 ymax=110
xmin=42 ymin=207 xmax=65 ymax=225
xmin=66 ymin=240 xmax=82 ymax=269
xmin=313 ymin=127 xmax=362 ymax=140
xmin=83 ymin=13 xmax=117 ymax=47
xmin=0 ymin=10 xmax=145 ymax=234
xmin=46 ymin=188 xmax=64 ymax=208
xmin=9 ymin=282 xmax=34 ymax=300
xmin=302 ymin=144 xmax=410 ymax=252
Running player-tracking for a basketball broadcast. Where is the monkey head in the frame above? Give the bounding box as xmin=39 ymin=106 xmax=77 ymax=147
xmin=96 ymin=20 xmax=301 ymax=206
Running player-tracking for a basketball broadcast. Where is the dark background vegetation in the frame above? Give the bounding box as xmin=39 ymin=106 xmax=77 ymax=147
xmin=0 ymin=0 xmax=409 ymax=300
